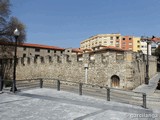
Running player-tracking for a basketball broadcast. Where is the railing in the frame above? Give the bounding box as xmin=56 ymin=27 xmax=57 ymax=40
xmin=0 ymin=78 xmax=147 ymax=108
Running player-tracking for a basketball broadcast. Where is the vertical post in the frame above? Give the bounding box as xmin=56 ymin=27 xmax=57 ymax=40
xmin=12 ymin=36 xmax=18 ymax=93
xmin=40 ymin=79 xmax=43 ymax=88
xmin=0 ymin=77 xmax=2 ymax=91
xmin=79 ymin=83 xmax=83 ymax=95
xmin=143 ymin=93 xmax=146 ymax=108
xmin=57 ymin=80 xmax=60 ymax=91
xmin=145 ymin=41 xmax=149 ymax=85
xmin=107 ymin=87 xmax=110 ymax=101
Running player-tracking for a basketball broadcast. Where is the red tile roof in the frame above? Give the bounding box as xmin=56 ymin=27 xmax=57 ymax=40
xmin=20 ymin=43 xmax=64 ymax=51
xmin=101 ymin=46 xmax=126 ymax=51
xmin=0 ymin=42 xmax=64 ymax=51
xmin=72 ymin=48 xmax=83 ymax=53
xmin=88 ymin=46 xmax=126 ymax=54
xmin=152 ymin=38 xmax=160 ymax=42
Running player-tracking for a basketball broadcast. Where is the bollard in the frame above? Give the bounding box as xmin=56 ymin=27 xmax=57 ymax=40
xmin=79 ymin=83 xmax=83 ymax=95
xmin=0 ymin=78 xmax=2 ymax=91
xmin=40 ymin=79 xmax=43 ymax=88
xmin=142 ymin=93 xmax=147 ymax=108
xmin=107 ymin=87 xmax=110 ymax=101
xmin=57 ymin=80 xmax=60 ymax=91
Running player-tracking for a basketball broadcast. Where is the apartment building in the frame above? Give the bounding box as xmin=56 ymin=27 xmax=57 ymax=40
xmin=121 ymin=36 xmax=133 ymax=50
xmin=80 ymin=34 xmax=152 ymax=55
xmin=133 ymin=37 xmax=141 ymax=52
xmin=80 ymin=33 xmax=121 ymax=50
xmin=140 ymin=41 xmax=152 ymax=55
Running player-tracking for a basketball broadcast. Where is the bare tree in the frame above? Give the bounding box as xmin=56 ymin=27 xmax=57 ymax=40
xmin=0 ymin=0 xmax=26 ymax=43
xmin=0 ymin=0 xmax=26 ymax=86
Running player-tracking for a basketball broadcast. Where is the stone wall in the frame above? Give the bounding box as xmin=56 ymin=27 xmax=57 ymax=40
xmin=11 ymin=50 xmax=157 ymax=90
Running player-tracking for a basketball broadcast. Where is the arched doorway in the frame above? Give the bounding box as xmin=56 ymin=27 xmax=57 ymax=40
xmin=111 ymin=75 xmax=120 ymax=88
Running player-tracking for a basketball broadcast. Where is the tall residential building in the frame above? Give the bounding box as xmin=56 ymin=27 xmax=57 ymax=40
xmin=121 ymin=36 xmax=133 ymax=50
xmin=140 ymin=41 xmax=151 ymax=55
xmin=133 ymin=37 xmax=141 ymax=52
xmin=80 ymin=33 xmax=153 ymax=55
xmin=80 ymin=33 xmax=121 ymax=50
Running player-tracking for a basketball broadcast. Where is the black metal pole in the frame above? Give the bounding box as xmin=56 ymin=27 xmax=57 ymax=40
xmin=12 ymin=36 xmax=18 ymax=93
xmin=79 ymin=83 xmax=83 ymax=95
xmin=145 ymin=42 xmax=149 ymax=85
xmin=143 ymin=93 xmax=147 ymax=108
xmin=57 ymin=80 xmax=60 ymax=91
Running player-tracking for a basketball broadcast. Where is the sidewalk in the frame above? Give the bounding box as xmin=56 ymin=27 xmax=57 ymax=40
xmin=0 ymin=88 xmax=156 ymax=120
xmin=133 ymin=72 xmax=160 ymax=95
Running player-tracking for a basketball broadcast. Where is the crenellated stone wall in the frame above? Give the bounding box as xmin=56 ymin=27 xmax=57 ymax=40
xmin=2 ymin=51 xmax=157 ymax=89
xmin=8 ymin=50 xmax=157 ymax=90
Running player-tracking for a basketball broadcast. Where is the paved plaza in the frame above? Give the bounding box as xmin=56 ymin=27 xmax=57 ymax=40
xmin=0 ymin=88 xmax=160 ymax=120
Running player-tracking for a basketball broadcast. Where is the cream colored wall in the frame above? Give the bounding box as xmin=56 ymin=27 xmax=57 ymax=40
xmin=80 ymin=34 xmax=121 ymax=49
xmin=133 ymin=37 xmax=141 ymax=52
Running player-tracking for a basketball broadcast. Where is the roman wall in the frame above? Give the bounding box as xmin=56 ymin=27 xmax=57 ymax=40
xmin=11 ymin=51 xmax=157 ymax=90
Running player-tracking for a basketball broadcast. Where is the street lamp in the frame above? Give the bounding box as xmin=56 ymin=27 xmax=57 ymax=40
xmin=140 ymin=36 xmax=153 ymax=85
xmin=12 ymin=28 xmax=20 ymax=93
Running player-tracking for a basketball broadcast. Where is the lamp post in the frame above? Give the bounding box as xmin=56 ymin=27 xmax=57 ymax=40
xmin=140 ymin=36 xmax=153 ymax=85
xmin=12 ymin=28 xmax=20 ymax=93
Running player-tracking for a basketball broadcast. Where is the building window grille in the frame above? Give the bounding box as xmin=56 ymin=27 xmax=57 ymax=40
xmin=35 ymin=48 xmax=40 ymax=52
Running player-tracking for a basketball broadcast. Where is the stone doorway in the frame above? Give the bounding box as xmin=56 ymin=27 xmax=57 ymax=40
xmin=111 ymin=75 xmax=120 ymax=88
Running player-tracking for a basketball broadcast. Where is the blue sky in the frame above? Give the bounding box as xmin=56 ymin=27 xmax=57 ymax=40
xmin=11 ymin=0 xmax=160 ymax=48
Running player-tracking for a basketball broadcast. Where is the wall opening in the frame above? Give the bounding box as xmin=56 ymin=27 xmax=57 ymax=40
xmin=111 ymin=75 xmax=120 ymax=88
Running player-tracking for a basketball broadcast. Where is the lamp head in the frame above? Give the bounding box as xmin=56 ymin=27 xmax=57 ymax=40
xmin=14 ymin=28 xmax=20 ymax=36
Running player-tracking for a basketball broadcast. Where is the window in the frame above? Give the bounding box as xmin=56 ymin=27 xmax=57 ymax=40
xmin=23 ymin=54 xmax=26 ymax=58
xmin=110 ymin=37 xmax=113 ymax=40
xmin=48 ymin=49 xmax=50 ymax=53
xmin=35 ymin=54 xmax=40 ymax=58
xmin=35 ymin=48 xmax=40 ymax=52
xmin=137 ymin=41 xmax=140 ymax=43
xmin=116 ymin=41 xmax=119 ymax=44
xmin=129 ymin=38 xmax=132 ymax=40
xmin=116 ymin=36 xmax=119 ymax=39
xmin=54 ymin=50 xmax=56 ymax=53
xmin=110 ymin=41 xmax=113 ymax=44
xmin=137 ymin=45 xmax=140 ymax=48
xmin=122 ymin=38 xmax=125 ymax=40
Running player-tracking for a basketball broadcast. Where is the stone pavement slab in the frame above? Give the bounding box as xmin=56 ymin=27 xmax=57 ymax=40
xmin=133 ymin=72 xmax=160 ymax=95
xmin=0 ymin=88 xmax=159 ymax=120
